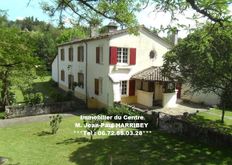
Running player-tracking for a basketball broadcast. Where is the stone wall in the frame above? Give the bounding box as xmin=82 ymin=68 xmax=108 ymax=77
xmin=5 ymin=101 xmax=85 ymax=119
xmin=152 ymin=112 xmax=232 ymax=148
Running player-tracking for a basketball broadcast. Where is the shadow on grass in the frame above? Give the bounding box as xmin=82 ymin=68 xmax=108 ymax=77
xmin=56 ymin=137 xmax=89 ymax=145
xmin=66 ymin=131 xmax=232 ymax=165
xmin=35 ymin=131 xmax=53 ymax=136
xmin=188 ymin=115 xmax=232 ymax=134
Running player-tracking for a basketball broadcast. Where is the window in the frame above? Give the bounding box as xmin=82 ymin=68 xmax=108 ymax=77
xmin=117 ymin=48 xmax=128 ymax=64
xmin=78 ymin=73 xmax=84 ymax=88
xmin=95 ymin=79 xmax=99 ymax=95
xmin=120 ymin=81 xmax=127 ymax=95
xmin=78 ymin=46 xmax=84 ymax=62
xmin=68 ymin=74 xmax=74 ymax=90
xmin=96 ymin=47 xmax=103 ymax=64
xmin=95 ymin=78 xmax=103 ymax=95
xmin=69 ymin=47 xmax=73 ymax=61
xmin=61 ymin=48 xmax=65 ymax=61
xmin=61 ymin=70 xmax=65 ymax=81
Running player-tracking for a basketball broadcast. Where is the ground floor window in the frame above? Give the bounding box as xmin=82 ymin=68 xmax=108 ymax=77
xmin=61 ymin=70 xmax=65 ymax=81
xmin=95 ymin=78 xmax=103 ymax=95
xmin=68 ymin=74 xmax=74 ymax=90
xmin=120 ymin=81 xmax=127 ymax=95
xmin=78 ymin=73 xmax=84 ymax=88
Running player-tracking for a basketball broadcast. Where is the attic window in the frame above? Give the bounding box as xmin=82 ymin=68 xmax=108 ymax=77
xmin=149 ymin=50 xmax=156 ymax=59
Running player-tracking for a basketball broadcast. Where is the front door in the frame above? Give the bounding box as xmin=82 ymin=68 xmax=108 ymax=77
xmin=68 ymin=74 xmax=74 ymax=90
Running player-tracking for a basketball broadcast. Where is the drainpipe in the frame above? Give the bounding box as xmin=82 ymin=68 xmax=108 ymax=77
xmin=84 ymin=42 xmax=88 ymax=105
xmin=57 ymin=52 xmax=59 ymax=85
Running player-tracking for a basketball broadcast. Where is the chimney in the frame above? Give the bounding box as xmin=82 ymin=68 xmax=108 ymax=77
xmin=172 ymin=29 xmax=178 ymax=45
xmin=106 ymin=22 xmax=118 ymax=33
xmin=90 ymin=25 xmax=99 ymax=37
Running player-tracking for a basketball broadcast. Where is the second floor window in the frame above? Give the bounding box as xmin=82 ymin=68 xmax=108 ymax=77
xmin=78 ymin=46 xmax=84 ymax=62
xmin=96 ymin=47 xmax=103 ymax=64
xmin=69 ymin=47 xmax=73 ymax=61
xmin=117 ymin=48 xmax=128 ymax=64
xmin=61 ymin=48 xmax=65 ymax=61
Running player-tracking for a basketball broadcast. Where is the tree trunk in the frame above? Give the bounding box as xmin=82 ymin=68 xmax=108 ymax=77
xmin=90 ymin=134 xmax=93 ymax=141
xmin=1 ymin=70 xmax=10 ymax=111
xmin=221 ymin=108 xmax=225 ymax=123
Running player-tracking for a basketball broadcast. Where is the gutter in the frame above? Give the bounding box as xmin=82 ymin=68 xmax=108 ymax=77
xmin=84 ymin=42 xmax=88 ymax=105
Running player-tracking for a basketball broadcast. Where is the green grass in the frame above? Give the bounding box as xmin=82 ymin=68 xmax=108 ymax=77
xmin=0 ymin=116 xmax=232 ymax=165
xmin=197 ymin=109 xmax=232 ymax=125
xmin=11 ymin=87 xmax=24 ymax=103
xmin=11 ymin=75 xmax=60 ymax=103
xmin=31 ymin=76 xmax=60 ymax=102
xmin=189 ymin=108 xmax=232 ymax=134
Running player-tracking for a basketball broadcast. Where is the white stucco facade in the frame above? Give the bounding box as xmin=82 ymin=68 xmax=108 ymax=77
xmin=51 ymin=27 xmax=173 ymax=108
xmin=181 ymin=84 xmax=220 ymax=106
xmin=52 ymin=55 xmax=58 ymax=82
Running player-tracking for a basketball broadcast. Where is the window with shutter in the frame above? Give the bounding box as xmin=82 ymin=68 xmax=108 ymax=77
xmin=96 ymin=47 xmax=100 ymax=64
xmin=117 ymin=48 xmax=128 ymax=64
xmin=78 ymin=46 xmax=84 ymax=62
xmin=61 ymin=70 xmax=65 ymax=81
xmin=78 ymin=73 xmax=84 ymax=88
xmin=130 ymin=48 xmax=136 ymax=65
xmin=95 ymin=79 xmax=99 ymax=95
xmin=61 ymin=48 xmax=65 ymax=61
xmin=69 ymin=47 xmax=73 ymax=61
xmin=109 ymin=47 xmax=117 ymax=64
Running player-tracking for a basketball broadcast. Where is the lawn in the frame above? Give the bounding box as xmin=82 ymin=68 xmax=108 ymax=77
xmin=11 ymin=75 xmax=60 ymax=103
xmin=0 ymin=116 xmax=232 ymax=165
xmin=197 ymin=108 xmax=232 ymax=125
xmin=189 ymin=108 xmax=232 ymax=134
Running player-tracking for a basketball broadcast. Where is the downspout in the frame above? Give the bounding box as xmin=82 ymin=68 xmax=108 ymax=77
xmin=57 ymin=53 xmax=59 ymax=84
xmin=84 ymin=42 xmax=88 ymax=105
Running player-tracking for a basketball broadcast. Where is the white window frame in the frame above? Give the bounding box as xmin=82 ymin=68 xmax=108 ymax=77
xmin=117 ymin=48 xmax=128 ymax=65
xmin=120 ymin=80 xmax=128 ymax=96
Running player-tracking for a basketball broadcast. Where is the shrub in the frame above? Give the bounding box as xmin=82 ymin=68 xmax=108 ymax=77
xmin=50 ymin=92 xmax=65 ymax=102
xmin=49 ymin=114 xmax=62 ymax=134
xmin=50 ymin=91 xmax=73 ymax=102
xmin=0 ymin=112 xmax=5 ymax=119
xmin=49 ymin=79 xmax=58 ymax=87
xmin=65 ymin=91 xmax=74 ymax=100
xmin=8 ymin=91 xmax=16 ymax=105
xmin=83 ymin=115 xmax=101 ymax=141
xmin=24 ymin=92 xmax=44 ymax=105
xmin=106 ymin=104 xmax=140 ymax=117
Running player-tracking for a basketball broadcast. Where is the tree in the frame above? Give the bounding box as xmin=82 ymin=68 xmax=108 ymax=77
xmin=162 ymin=23 xmax=232 ymax=123
xmin=56 ymin=26 xmax=89 ymax=44
xmin=40 ymin=0 xmax=140 ymax=32
xmin=0 ymin=27 xmax=42 ymax=110
xmin=39 ymin=0 xmax=231 ymax=33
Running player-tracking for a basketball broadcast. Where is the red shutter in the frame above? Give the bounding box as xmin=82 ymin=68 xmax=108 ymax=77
xmin=129 ymin=80 xmax=135 ymax=96
xmin=96 ymin=47 xmax=100 ymax=64
xmin=110 ymin=47 xmax=117 ymax=65
xmin=130 ymin=48 xmax=136 ymax=65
